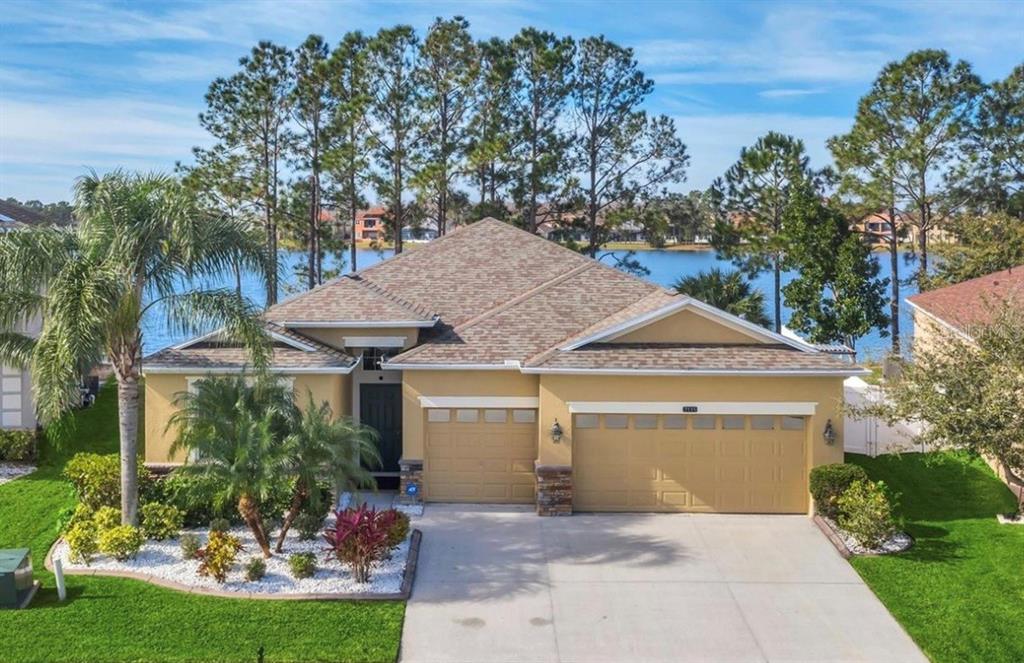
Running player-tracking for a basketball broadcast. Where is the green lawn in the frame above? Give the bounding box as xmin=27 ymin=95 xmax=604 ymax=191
xmin=0 ymin=384 xmax=404 ymax=663
xmin=848 ymin=452 xmax=1024 ymax=663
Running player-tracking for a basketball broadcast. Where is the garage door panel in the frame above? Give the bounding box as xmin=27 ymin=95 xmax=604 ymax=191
xmin=425 ymin=412 xmax=537 ymax=503
xmin=574 ymin=414 xmax=808 ymax=513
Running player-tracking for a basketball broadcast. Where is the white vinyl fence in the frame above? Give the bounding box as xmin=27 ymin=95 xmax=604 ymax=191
xmin=843 ymin=377 xmax=931 ymax=457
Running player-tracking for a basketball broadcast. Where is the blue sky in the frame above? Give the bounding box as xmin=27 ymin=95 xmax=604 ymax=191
xmin=1 ymin=0 xmax=1022 ymax=202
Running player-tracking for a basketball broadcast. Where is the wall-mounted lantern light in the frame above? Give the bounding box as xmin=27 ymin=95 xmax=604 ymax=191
xmin=822 ymin=419 xmax=836 ymax=446
xmin=550 ymin=419 xmax=564 ymax=443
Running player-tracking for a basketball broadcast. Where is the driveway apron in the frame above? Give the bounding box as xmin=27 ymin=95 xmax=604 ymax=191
xmin=400 ymin=505 xmax=925 ymax=663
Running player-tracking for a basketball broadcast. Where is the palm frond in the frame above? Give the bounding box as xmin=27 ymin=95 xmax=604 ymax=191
xmin=156 ymin=289 xmax=270 ymax=370
xmin=0 ymin=332 xmax=36 ymax=370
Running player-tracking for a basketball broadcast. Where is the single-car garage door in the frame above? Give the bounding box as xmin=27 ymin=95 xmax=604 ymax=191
xmin=424 ymin=407 xmax=537 ymax=503
xmin=573 ymin=413 xmax=807 ymax=513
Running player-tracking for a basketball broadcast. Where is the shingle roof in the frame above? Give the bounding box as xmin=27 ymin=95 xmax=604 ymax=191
xmin=265 ymin=273 xmax=435 ymax=324
xmin=0 ymin=200 xmax=48 ymax=230
xmin=530 ymin=344 xmax=855 ymax=372
xmin=144 ymin=323 xmax=356 ymax=372
xmin=907 ymin=266 xmax=1024 ymax=335
xmin=160 ymin=217 xmax=862 ymax=374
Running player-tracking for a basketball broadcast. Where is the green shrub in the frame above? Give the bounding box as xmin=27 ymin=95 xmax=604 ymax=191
xmin=294 ymin=512 xmax=322 ymax=541
xmin=288 ymin=552 xmax=316 ymax=579
xmin=56 ymin=503 xmax=94 ymax=536
xmin=179 ymin=533 xmax=201 ymax=560
xmin=161 ymin=472 xmax=237 ymax=526
xmin=63 ymin=453 xmax=154 ymax=509
xmin=98 ymin=525 xmax=144 ymax=561
xmin=140 ymin=503 xmax=183 ymax=541
xmin=386 ymin=511 xmax=411 ymax=549
xmin=244 ymin=557 xmax=266 ymax=582
xmin=837 ymin=479 xmax=899 ymax=548
xmin=197 ymin=531 xmax=243 ymax=583
xmin=209 ymin=517 xmax=231 ymax=533
xmin=92 ymin=506 xmax=121 ymax=530
xmin=809 ymin=463 xmax=869 ymax=519
xmin=65 ymin=520 xmax=99 ymax=565
xmin=0 ymin=429 xmax=36 ymax=461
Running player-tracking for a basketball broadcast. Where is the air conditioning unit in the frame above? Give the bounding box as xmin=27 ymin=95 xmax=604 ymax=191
xmin=0 ymin=549 xmax=38 ymax=609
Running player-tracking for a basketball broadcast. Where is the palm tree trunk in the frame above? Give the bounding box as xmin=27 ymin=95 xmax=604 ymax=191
xmin=117 ymin=373 xmax=140 ymax=526
xmin=275 ymin=483 xmax=308 ymax=553
xmin=239 ymin=494 xmax=272 ymax=558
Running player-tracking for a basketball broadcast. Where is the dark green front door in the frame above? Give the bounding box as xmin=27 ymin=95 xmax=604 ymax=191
xmin=360 ymin=383 xmax=402 ymax=473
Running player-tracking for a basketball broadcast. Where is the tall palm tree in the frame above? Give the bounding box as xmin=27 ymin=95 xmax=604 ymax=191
xmin=0 ymin=171 xmax=269 ymax=525
xmin=169 ymin=376 xmax=292 ymax=557
xmin=673 ymin=268 xmax=772 ymax=329
xmin=274 ymin=392 xmax=381 ymax=552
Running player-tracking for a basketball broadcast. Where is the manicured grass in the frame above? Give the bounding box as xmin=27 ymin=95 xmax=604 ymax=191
xmin=847 ymin=452 xmax=1023 ymax=663
xmin=0 ymin=384 xmax=404 ymax=663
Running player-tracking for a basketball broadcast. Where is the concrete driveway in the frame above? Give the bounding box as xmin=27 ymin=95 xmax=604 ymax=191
xmin=401 ymin=505 xmax=924 ymax=663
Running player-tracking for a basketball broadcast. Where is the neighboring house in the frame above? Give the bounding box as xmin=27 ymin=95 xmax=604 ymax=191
xmin=144 ymin=218 xmax=865 ymax=515
xmin=906 ymin=265 xmax=1024 ymax=356
xmin=852 ymin=210 xmax=906 ymax=247
xmin=0 ymin=201 xmax=47 ymax=430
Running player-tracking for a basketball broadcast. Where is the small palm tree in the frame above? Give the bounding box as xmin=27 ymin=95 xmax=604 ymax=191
xmin=673 ymin=268 xmax=772 ymax=328
xmin=169 ymin=376 xmax=292 ymax=557
xmin=0 ymin=171 xmax=269 ymax=525
xmin=274 ymin=392 xmax=381 ymax=552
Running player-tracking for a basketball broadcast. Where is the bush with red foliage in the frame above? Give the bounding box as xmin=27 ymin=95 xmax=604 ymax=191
xmin=323 ymin=504 xmax=406 ymax=583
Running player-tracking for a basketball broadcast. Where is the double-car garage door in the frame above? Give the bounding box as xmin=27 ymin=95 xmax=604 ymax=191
xmin=424 ymin=407 xmax=537 ymax=503
xmin=423 ymin=407 xmax=809 ymax=513
xmin=573 ymin=413 xmax=808 ymax=513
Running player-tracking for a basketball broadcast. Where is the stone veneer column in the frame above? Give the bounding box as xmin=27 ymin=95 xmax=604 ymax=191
xmin=535 ymin=463 xmax=573 ymax=516
xmin=398 ymin=458 xmax=424 ymax=505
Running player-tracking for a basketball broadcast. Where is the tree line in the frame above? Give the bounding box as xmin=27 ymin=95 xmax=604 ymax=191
xmin=183 ymin=18 xmax=690 ymax=305
xmin=708 ymin=53 xmax=1022 ymax=353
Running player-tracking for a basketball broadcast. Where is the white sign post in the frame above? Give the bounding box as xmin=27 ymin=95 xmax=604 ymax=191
xmin=53 ymin=557 xmax=67 ymax=601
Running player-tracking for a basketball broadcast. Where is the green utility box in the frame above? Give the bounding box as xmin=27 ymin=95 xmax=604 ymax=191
xmin=0 ymin=548 xmax=38 ymax=609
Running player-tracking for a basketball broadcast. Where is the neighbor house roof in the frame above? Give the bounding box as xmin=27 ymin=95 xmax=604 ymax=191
xmin=907 ymin=266 xmax=1024 ymax=337
xmin=0 ymin=200 xmax=48 ymax=230
xmin=150 ymin=217 xmax=863 ymax=376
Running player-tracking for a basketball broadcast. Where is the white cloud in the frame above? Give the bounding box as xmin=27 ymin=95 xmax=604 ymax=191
xmin=0 ymin=97 xmax=208 ymax=198
xmin=758 ymin=87 xmax=829 ymax=99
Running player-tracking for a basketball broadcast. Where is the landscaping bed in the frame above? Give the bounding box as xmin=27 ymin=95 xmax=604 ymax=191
xmin=0 ymin=461 xmax=35 ymax=485
xmin=51 ymin=521 xmax=417 ymax=598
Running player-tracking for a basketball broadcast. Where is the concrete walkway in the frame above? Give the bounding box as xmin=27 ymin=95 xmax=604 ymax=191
xmin=401 ymin=505 xmax=925 ymax=663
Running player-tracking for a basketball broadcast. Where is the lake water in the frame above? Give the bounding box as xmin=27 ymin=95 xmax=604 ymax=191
xmin=142 ymin=246 xmax=917 ymax=360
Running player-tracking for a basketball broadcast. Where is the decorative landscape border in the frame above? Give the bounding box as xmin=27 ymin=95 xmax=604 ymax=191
xmin=45 ymin=529 xmax=422 ymax=601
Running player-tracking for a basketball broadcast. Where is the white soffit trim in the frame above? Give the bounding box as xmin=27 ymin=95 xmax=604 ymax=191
xmin=344 ymin=336 xmax=407 ymax=348
xmin=419 ymin=396 xmax=540 ymax=409
xmin=567 ymin=401 xmax=817 ymax=415
xmin=280 ymin=320 xmax=436 ymax=328
xmin=560 ymin=296 xmax=815 ymax=353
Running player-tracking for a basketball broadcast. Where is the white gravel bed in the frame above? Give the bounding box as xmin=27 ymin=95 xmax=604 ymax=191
xmin=825 ymin=517 xmax=913 ymax=555
xmin=54 ymin=523 xmax=411 ymax=596
xmin=0 ymin=462 xmax=36 ymax=485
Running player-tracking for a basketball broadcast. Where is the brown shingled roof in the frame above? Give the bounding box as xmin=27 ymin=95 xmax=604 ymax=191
xmin=907 ymin=266 xmax=1024 ymax=335
xmin=528 ymin=343 xmax=854 ymax=373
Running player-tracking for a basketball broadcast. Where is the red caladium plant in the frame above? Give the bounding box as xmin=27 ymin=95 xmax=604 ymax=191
xmin=323 ymin=503 xmax=402 ymax=583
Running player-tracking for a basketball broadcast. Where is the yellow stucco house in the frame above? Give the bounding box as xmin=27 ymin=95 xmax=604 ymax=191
xmin=144 ymin=218 xmax=865 ymax=516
